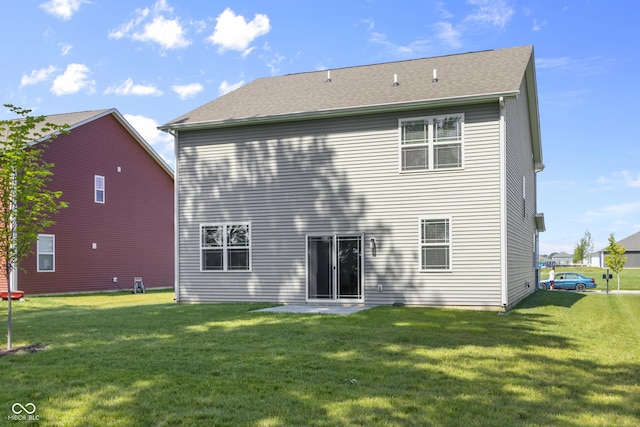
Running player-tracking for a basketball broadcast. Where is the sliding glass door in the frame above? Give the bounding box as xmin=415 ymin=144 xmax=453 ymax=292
xmin=307 ymin=234 xmax=362 ymax=301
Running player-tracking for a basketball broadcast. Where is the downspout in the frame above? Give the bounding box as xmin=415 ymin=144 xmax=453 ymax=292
xmin=171 ymin=129 xmax=180 ymax=303
xmin=10 ymin=263 xmax=17 ymax=292
xmin=499 ymin=96 xmax=509 ymax=309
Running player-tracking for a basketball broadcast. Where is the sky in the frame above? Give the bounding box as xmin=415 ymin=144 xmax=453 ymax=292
xmin=1 ymin=0 xmax=638 ymax=256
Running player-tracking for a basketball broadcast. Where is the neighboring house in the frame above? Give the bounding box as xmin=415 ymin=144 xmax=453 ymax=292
xmin=1 ymin=109 xmax=174 ymax=295
xmin=539 ymin=255 xmax=553 ymax=267
xmin=160 ymin=45 xmax=545 ymax=310
xmin=589 ymin=251 xmax=604 ymax=268
xmin=552 ymin=252 xmax=573 ymax=266
xmin=593 ymin=231 xmax=640 ymax=268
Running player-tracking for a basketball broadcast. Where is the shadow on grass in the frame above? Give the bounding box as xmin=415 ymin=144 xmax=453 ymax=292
xmin=1 ymin=292 xmax=638 ymax=426
xmin=515 ymin=289 xmax=587 ymax=309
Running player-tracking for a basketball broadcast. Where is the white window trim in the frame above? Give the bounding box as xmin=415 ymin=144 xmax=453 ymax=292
xmin=418 ymin=216 xmax=452 ymax=272
xmin=95 ymin=175 xmax=105 ymax=204
xmin=399 ymin=113 xmax=465 ymax=172
xmin=199 ymin=223 xmax=252 ymax=272
xmin=37 ymin=234 xmax=55 ymax=272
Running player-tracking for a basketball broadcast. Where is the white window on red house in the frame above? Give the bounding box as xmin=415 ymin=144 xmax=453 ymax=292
xmin=95 ymin=175 xmax=105 ymax=203
xmin=37 ymin=234 xmax=55 ymax=272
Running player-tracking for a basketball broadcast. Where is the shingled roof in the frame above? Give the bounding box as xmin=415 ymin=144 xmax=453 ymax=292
xmin=161 ymin=45 xmax=537 ymax=131
xmin=617 ymin=231 xmax=640 ymax=251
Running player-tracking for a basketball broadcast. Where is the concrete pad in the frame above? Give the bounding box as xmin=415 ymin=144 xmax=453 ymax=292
xmin=253 ymin=304 xmax=372 ymax=315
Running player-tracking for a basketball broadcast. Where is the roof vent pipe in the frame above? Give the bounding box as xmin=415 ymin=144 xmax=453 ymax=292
xmin=393 ymin=74 xmax=399 ymax=86
xmin=432 ymin=69 xmax=438 ymax=83
xmin=326 ymin=70 xmax=331 ymax=82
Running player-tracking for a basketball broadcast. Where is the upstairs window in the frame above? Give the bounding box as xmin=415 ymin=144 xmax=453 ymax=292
xmin=201 ymin=224 xmax=251 ymax=271
xmin=400 ymin=114 xmax=463 ymax=171
xmin=95 ymin=175 xmax=105 ymax=203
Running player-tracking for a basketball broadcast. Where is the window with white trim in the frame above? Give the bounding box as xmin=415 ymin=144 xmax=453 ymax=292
xmin=95 ymin=175 xmax=105 ymax=203
xmin=37 ymin=234 xmax=55 ymax=272
xmin=420 ymin=218 xmax=451 ymax=270
xmin=400 ymin=114 xmax=463 ymax=171
xmin=201 ymin=224 xmax=251 ymax=271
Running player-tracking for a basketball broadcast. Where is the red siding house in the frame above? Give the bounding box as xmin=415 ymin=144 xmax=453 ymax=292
xmin=1 ymin=109 xmax=174 ymax=295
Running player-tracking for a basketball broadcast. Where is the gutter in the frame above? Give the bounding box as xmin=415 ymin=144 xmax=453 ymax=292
xmin=159 ymin=90 xmax=521 ymax=132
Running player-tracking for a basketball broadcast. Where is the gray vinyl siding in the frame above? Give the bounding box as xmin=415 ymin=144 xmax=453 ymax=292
xmin=176 ymin=103 xmax=504 ymax=306
xmin=504 ymin=79 xmax=538 ymax=308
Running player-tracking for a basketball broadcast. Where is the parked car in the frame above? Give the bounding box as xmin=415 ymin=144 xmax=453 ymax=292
xmin=538 ymin=272 xmax=597 ymax=291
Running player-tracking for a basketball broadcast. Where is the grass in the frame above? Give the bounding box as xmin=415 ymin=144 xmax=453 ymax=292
xmin=1 ymin=289 xmax=639 ymax=426
xmin=539 ymin=266 xmax=640 ymax=290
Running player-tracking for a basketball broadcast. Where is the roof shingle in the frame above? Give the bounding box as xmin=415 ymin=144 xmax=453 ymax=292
xmin=162 ymin=45 xmax=534 ymax=129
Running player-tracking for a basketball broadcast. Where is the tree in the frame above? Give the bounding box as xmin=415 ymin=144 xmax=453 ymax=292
xmin=573 ymin=230 xmax=594 ymax=266
xmin=604 ymin=233 xmax=627 ymax=291
xmin=0 ymin=105 xmax=68 ymax=349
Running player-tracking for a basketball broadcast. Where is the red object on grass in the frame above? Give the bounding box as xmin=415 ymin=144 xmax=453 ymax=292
xmin=0 ymin=291 xmax=24 ymax=300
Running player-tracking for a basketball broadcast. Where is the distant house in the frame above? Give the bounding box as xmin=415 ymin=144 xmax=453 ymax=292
xmin=1 ymin=109 xmax=174 ymax=295
xmin=552 ymin=252 xmax=573 ymax=266
xmin=539 ymin=255 xmax=553 ymax=267
xmin=593 ymin=231 xmax=640 ymax=268
xmin=160 ymin=45 xmax=545 ymax=310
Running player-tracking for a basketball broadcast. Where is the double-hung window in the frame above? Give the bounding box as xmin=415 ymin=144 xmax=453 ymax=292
xmin=37 ymin=234 xmax=55 ymax=272
xmin=400 ymin=114 xmax=463 ymax=171
xmin=95 ymin=175 xmax=105 ymax=203
xmin=201 ymin=224 xmax=251 ymax=271
xmin=420 ymin=218 xmax=451 ymax=271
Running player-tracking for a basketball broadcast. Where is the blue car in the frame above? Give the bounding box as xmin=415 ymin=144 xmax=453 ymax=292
xmin=538 ymin=272 xmax=597 ymax=291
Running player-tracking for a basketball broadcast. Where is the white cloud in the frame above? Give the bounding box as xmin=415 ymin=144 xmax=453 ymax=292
xmin=108 ymin=8 xmax=150 ymax=40
xmin=124 ymin=114 xmax=174 ymax=168
xmin=39 ymin=0 xmax=90 ymax=20
xmin=207 ymin=8 xmax=271 ymax=55
xmin=171 ymin=83 xmax=204 ymax=100
xmin=436 ymin=2 xmax=454 ymax=19
xmin=435 ymin=22 xmax=462 ymax=48
xmin=535 ymin=57 xmax=570 ymax=70
xmin=601 ymin=170 xmax=640 ymax=188
xmin=465 ymin=0 xmax=514 ymax=29
xmin=532 ymin=18 xmax=547 ymax=31
xmin=50 ymin=63 xmax=95 ymax=95
xmin=21 ymin=66 xmax=58 ymax=87
xmin=361 ymin=19 xmax=375 ymax=32
xmin=219 ymin=80 xmax=244 ymax=96
xmin=104 ymin=78 xmax=163 ymax=96
xmin=133 ymin=15 xmax=190 ymax=49
xmin=109 ymin=0 xmax=190 ymax=50
xmin=586 ymin=201 xmax=640 ymax=217
xmin=266 ymin=54 xmax=285 ymax=75
xmin=368 ymin=31 xmax=430 ymax=57
xmin=363 ymin=16 xmax=429 ymax=57
xmin=59 ymin=43 xmax=73 ymax=56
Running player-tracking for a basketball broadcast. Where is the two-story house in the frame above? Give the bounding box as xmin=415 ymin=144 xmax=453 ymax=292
xmin=2 ymin=108 xmax=174 ymax=295
xmin=160 ymin=45 xmax=545 ymax=310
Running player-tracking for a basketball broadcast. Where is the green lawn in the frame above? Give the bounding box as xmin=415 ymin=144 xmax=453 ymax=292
xmin=539 ymin=266 xmax=640 ymax=290
xmin=1 ymin=290 xmax=639 ymax=426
